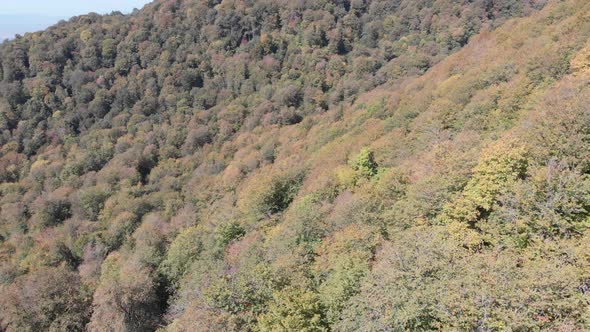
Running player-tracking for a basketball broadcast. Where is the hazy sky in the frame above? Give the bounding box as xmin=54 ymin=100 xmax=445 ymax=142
xmin=0 ymin=0 xmax=152 ymax=40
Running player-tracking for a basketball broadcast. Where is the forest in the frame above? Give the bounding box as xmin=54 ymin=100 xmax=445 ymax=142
xmin=2 ymin=0 xmax=590 ymax=330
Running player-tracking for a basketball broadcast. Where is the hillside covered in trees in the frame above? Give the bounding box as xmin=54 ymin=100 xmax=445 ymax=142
xmin=2 ymin=0 xmax=590 ymax=330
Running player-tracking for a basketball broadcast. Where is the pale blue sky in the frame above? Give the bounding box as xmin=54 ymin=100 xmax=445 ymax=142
xmin=0 ymin=0 xmax=153 ymax=40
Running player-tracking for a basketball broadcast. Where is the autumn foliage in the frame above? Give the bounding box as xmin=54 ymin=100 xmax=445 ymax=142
xmin=4 ymin=0 xmax=590 ymax=331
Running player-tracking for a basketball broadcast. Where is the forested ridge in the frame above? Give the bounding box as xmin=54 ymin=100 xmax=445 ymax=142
xmin=2 ymin=0 xmax=590 ymax=330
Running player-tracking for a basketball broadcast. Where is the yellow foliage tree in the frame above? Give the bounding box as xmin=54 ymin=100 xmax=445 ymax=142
xmin=441 ymin=139 xmax=528 ymax=229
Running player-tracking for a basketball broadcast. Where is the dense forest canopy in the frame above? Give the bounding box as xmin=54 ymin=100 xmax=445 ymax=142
xmin=2 ymin=0 xmax=590 ymax=331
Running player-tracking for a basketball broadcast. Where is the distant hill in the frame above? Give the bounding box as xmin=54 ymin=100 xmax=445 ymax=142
xmin=3 ymin=0 xmax=590 ymax=331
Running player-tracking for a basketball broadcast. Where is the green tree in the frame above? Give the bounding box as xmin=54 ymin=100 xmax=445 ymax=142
xmin=257 ymin=286 xmax=328 ymax=332
xmin=79 ymin=187 xmax=110 ymax=221
xmin=159 ymin=227 xmax=204 ymax=286
xmin=441 ymin=140 xmax=528 ymax=226
xmin=350 ymin=148 xmax=378 ymax=179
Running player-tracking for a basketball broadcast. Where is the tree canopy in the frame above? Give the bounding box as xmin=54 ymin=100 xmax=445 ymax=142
xmin=4 ymin=0 xmax=590 ymax=331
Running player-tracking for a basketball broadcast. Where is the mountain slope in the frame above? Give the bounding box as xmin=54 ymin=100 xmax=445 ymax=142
xmin=3 ymin=0 xmax=590 ymax=331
